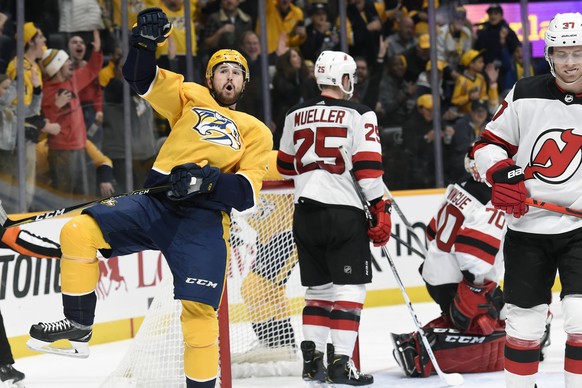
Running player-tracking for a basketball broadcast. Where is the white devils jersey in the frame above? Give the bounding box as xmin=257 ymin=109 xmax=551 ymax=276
xmin=276 ymin=96 xmax=384 ymax=209
xmin=422 ymin=181 xmax=505 ymax=286
xmin=474 ymin=74 xmax=582 ymax=234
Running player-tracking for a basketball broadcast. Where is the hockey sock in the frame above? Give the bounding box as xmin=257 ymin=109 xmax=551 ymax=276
xmin=62 ymin=292 xmax=97 ymax=326
xmin=302 ymin=299 xmax=332 ymax=353
xmin=186 ymin=377 xmax=215 ymax=388
xmin=330 ymin=299 xmax=362 ymax=357
xmin=565 ymin=333 xmax=582 ymax=386
xmin=505 ymin=336 xmax=540 ymax=388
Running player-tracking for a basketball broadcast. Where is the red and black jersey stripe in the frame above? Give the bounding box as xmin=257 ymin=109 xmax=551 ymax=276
xmin=352 ymin=151 xmax=382 ymax=181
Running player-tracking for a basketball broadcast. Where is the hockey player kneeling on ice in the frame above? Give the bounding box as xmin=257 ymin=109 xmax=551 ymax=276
xmin=391 ymin=153 xmax=551 ymax=377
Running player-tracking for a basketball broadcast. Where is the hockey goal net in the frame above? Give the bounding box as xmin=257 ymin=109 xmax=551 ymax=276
xmin=101 ymin=181 xmax=306 ymax=387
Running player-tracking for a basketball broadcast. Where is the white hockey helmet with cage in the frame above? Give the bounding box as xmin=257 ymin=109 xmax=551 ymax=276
xmin=544 ymin=12 xmax=582 ymax=78
xmin=314 ymin=50 xmax=357 ymax=99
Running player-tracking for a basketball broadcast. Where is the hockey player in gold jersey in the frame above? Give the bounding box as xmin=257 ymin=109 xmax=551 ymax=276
xmin=26 ymin=8 xmax=273 ymax=388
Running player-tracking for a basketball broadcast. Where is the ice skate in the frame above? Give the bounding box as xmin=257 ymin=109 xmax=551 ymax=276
xmin=26 ymin=318 xmax=92 ymax=358
xmin=0 ymin=364 xmax=25 ymax=388
xmin=301 ymin=341 xmax=326 ymax=384
xmin=327 ymin=354 xmax=373 ymax=386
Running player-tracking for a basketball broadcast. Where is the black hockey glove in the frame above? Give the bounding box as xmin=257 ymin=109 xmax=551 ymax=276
xmin=24 ymin=123 xmax=40 ymax=143
xmin=131 ymin=8 xmax=173 ymax=52
xmin=168 ymin=163 xmax=220 ymax=201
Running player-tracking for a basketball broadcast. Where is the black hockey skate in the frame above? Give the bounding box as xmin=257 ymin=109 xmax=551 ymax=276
xmin=327 ymin=355 xmax=374 ymax=386
xmin=301 ymin=340 xmax=326 ymax=383
xmin=0 ymin=364 xmax=25 ymax=387
xmin=27 ymin=318 xmax=92 ymax=358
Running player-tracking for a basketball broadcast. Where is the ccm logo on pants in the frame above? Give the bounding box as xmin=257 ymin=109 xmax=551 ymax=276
xmin=185 ymin=278 xmax=218 ymax=288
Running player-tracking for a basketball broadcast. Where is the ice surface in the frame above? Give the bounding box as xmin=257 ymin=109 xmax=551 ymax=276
xmin=16 ymin=295 xmax=566 ymax=387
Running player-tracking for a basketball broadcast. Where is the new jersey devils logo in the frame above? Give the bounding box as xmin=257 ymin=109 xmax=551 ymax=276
xmin=191 ymin=107 xmax=241 ymax=150
xmin=523 ymin=128 xmax=582 ymax=184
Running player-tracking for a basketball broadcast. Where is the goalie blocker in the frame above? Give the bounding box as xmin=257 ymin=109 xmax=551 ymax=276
xmin=391 ymin=327 xmax=505 ymax=377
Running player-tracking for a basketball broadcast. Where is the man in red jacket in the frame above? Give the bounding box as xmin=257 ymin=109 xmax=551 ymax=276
xmin=40 ymin=29 xmax=108 ymax=200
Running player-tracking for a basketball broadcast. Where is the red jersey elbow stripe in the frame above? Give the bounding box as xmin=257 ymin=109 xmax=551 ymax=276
xmin=352 ymin=152 xmax=383 ymax=179
xmin=455 ymin=242 xmax=496 ymax=265
xmin=354 ymin=169 xmax=383 ymax=180
xmin=276 ymin=152 xmax=297 ymax=176
xmin=458 ymin=228 xmax=500 ymax=251
xmin=478 ymin=131 xmax=519 ymax=157
xmin=353 ymin=151 xmax=382 ymax=164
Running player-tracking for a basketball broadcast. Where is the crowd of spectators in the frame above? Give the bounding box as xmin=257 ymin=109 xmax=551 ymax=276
xmin=0 ymin=0 xmax=552 ymax=213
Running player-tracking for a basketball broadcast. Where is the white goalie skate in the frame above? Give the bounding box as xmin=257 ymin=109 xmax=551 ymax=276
xmin=26 ymin=318 xmax=92 ymax=359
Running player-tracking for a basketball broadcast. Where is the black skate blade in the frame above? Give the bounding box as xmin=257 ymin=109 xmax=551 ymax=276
xmin=26 ymin=337 xmax=89 ymax=358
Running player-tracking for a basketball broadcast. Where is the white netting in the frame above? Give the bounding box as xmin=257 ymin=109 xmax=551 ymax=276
xmin=101 ymin=184 xmax=305 ymax=387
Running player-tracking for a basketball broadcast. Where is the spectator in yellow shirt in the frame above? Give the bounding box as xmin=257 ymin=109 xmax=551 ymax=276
xmin=257 ymin=0 xmax=306 ymax=53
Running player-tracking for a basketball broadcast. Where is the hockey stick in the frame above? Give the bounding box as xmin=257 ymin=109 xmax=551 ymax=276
xmin=390 ymin=233 xmax=425 ymax=259
xmin=525 ymin=198 xmax=582 ymax=218
xmin=0 ymin=185 xmax=170 ymax=228
xmin=339 ymin=147 xmax=463 ymax=386
xmin=383 ymin=184 xmax=428 ymax=257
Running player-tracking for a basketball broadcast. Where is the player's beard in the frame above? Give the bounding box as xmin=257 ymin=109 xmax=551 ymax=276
xmin=213 ymin=83 xmax=242 ymax=107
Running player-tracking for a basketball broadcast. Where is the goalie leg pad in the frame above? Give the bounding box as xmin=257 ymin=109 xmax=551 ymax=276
xmin=391 ymin=328 xmax=505 ymax=377
xmin=181 ymin=300 xmax=219 ymax=381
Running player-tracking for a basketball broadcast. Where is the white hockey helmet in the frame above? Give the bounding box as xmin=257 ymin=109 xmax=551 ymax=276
xmin=314 ymin=50 xmax=357 ymax=99
xmin=544 ymin=13 xmax=582 ymax=77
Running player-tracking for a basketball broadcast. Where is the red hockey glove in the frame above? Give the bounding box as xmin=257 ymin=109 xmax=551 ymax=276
xmin=486 ymin=158 xmax=528 ymax=218
xmin=368 ymin=199 xmax=392 ymax=247
xmin=449 ymin=279 xmax=504 ymax=335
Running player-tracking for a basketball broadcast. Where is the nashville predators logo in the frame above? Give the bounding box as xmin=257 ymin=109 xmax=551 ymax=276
xmin=100 ymin=198 xmax=117 ymax=207
xmin=191 ymin=108 xmax=241 ymax=150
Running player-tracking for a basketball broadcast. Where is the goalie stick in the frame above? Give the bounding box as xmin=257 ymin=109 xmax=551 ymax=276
xmin=0 ymin=185 xmax=171 ymax=228
xmin=525 ymin=198 xmax=582 ymax=218
xmin=339 ymin=146 xmax=463 ymax=386
xmin=383 ymin=184 xmax=428 ymax=257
